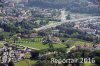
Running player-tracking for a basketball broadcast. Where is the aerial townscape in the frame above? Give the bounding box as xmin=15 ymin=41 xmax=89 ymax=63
xmin=0 ymin=0 xmax=100 ymax=66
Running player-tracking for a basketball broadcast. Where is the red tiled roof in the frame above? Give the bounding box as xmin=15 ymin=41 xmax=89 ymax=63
xmin=95 ymin=44 xmax=100 ymax=47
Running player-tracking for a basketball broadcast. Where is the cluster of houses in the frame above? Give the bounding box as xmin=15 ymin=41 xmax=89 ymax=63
xmin=31 ymin=7 xmax=61 ymax=20
xmin=0 ymin=43 xmax=32 ymax=64
xmin=74 ymin=19 xmax=100 ymax=35
xmin=76 ymin=44 xmax=100 ymax=51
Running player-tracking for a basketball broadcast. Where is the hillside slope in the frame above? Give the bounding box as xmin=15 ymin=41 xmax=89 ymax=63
xmin=28 ymin=0 xmax=99 ymax=13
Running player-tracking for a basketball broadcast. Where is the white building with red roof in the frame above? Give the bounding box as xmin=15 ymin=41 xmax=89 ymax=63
xmin=94 ymin=44 xmax=100 ymax=50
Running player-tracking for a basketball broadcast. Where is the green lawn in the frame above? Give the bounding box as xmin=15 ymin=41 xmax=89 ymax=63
xmin=0 ymin=43 xmax=4 ymax=48
xmin=6 ymin=37 xmax=93 ymax=50
xmin=65 ymin=38 xmax=92 ymax=46
xmin=48 ymin=21 xmax=59 ymax=24
xmin=17 ymin=42 xmax=64 ymax=50
xmin=75 ymin=41 xmax=86 ymax=45
xmin=15 ymin=59 xmax=37 ymax=66
xmin=6 ymin=38 xmax=65 ymax=50
xmin=15 ymin=53 xmax=37 ymax=66
xmin=84 ymin=63 xmax=94 ymax=66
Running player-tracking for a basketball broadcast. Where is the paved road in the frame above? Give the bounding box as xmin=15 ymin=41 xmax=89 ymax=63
xmin=66 ymin=46 xmax=75 ymax=53
xmin=35 ymin=16 xmax=100 ymax=31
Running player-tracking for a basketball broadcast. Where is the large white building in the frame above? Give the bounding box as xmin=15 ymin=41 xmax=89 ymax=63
xmin=61 ymin=9 xmax=66 ymax=22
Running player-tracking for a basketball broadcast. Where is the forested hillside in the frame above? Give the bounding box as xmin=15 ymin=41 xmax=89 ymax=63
xmin=28 ymin=0 xmax=99 ymax=13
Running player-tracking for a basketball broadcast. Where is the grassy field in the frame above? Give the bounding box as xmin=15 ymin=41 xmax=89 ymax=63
xmin=6 ymin=37 xmax=93 ymax=50
xmin=17 ymin=41 xmax=64 ymax=50
xmin=6 ymin=37 xmax=65 ymax=50
xmin=0 ymin=43 xmax=4 ymax=48
xmin=15 ymin=59 xmax=37 ymax=66
xmin=84 ymin=63 xmax=94 ymax=66
xmin=7 ymin=37 xmax=94 ymax=66
xmin=15 ymin=52 xmax=37 ymax=66
xmin=64 ymin=38 xmax=93 ymax=46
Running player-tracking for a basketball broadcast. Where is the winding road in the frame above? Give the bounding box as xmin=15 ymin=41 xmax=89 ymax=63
xmin=35 ymin=16 xmax=100 ymax=31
